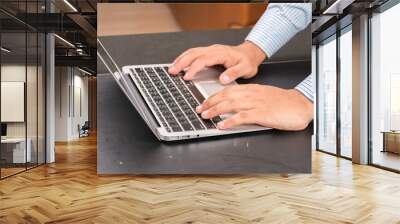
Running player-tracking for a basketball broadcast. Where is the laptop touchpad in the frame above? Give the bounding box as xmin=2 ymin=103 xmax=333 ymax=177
xmin=195 ymin=81 xmax=224 ymax=99
xmin=194 ymin=81 xmax=237 ymax=99
xmin=192 ymin=67 xmax=237 ymax=120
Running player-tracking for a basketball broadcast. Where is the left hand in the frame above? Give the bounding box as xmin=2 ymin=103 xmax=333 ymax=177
xmin=196 ymin=84 xmax=314 ymax=131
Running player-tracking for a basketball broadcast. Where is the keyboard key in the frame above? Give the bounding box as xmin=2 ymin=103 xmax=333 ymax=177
xmin=131 ymin=66 xmax=223 ymax=132
xmin=212 ymin=116 xmax=222 ymax=124
xmin=202 ymin=119 xmax=216 ymax=129
xmin=145 ymin=67 xmax=194 ymax=131
xmin=132 ymin=69 xmax=182 ymax=132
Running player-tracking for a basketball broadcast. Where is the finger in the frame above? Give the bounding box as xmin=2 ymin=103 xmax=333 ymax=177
xmin=183 ymin=54 xmax=224 ymax=80
xmin=217 ymin=110 xmax=256 ymax=129
xmin=219 ymin=64 xmax=245 ymax=84
xmin=220 ymin=61 xmax=257 ymax=84
xmin=173 ymin=48 xmax=194 ymax=64
xmin=169 ymin=48 xmax=204 ymax=74
xmin=197 ymin=85 xmax=248 ymax=112
xmin=171 ymin=47 xmax=204 ymax=65
xmin=169 ymin=52 xmax=199 ymax=74
xmin=201 ymin=100 xmax=256 ymax=119
xmin=169 ymin=50 xmax=191 ymax=74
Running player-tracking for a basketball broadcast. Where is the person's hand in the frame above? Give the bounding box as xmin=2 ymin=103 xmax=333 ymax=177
xmin=196 ymin=84 xmax=314 ymax=131
xmin=168 ymin=41 xmax=266 ymax=84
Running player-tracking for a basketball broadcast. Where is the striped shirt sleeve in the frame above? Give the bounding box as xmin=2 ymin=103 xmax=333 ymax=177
xmin=245 ymin=3 xmax=314 ymax=102
xmin=295 ymin=75 xmax=314 ymax=102
xmin=245 ymin=3 xmax=312 ymax=58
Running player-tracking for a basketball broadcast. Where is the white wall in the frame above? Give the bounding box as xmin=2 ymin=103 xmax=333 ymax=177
xmin=54 ymin=67 xmax=89 ymax=141
xmin=1 ymin=65 xmax=27 ymax=140
xmin=55 ymin=66 xmax=70 ymax=141
xmin=1 ymin=82 xmax=25 ymax=122
xmin=1 ymin=63 xmax=46 ymax=164
xmin=1 ymin=64 xmax=37 ymax=138
xmin=71 ymin=73 xmax=89 ymax=138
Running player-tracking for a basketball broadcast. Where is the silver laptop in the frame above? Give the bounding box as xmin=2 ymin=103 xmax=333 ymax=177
xmin=98 ymin=42 xmax=270 ymax=141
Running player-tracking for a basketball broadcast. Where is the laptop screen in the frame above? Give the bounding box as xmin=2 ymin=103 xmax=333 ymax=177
xmin=1 ymin=123 xmax=7 ymax=137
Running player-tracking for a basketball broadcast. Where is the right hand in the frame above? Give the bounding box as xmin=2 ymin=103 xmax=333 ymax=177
xmin=168 ymin=41 xmax=267 ymax=84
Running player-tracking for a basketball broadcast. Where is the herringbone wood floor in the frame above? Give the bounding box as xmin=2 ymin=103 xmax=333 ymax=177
xmin=1 ymin=135 xmax=400 ymax=224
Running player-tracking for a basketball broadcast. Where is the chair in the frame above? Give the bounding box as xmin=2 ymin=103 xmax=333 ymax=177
xmin=79 ymin=121 xmax=90 ymax=138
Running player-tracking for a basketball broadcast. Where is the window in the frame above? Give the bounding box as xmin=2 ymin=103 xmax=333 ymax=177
xmin=316 ymin=24 xmax=353 ymax=159
xmin=0 ymin=1 xmax=46 ymax=179
xmin=1 ymin=29 xmax=28 ymax=178
xmin=370 ymin=2 xmax=400 ymax=171
xmin=317 ymin=35 xmax=337 ymax=154
xmin=339 ymin=26 xmax=352 ymax=158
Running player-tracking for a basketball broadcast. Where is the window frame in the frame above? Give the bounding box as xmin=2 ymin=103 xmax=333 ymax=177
xmin=315 ymin=23 xmax=353 ymax=160
xmin=0 ymin=0 xmax=47 ymax=180
xmin=367 ymin=0 xmax=400 ymax=173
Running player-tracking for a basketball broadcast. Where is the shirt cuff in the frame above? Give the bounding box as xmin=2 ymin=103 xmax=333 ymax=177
xmin=295 ymin=75 xmax=314 ymax=102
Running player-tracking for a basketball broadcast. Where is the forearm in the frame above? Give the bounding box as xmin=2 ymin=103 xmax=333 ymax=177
xmin=236 ymin=41 xmax=267 ymax=66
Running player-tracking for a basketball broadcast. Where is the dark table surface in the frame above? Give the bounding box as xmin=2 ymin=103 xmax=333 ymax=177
xmin=97 ymin=28 xmax=312 ymax=174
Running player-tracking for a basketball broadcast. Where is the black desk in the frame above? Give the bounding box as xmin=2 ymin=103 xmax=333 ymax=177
xmin=97 ymin=28 xmax=312 ymax=174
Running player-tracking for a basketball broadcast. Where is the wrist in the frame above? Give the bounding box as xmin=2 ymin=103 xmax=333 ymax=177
xmin=237 ymin=41 xmax=267 ymax=65
xmin=289 ymin=89 xmax=314 ymax=125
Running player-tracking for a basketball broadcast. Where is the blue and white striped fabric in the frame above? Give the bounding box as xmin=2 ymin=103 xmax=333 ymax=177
xmin=245 ymin=3 xmax=314 ymax=102
xmin=294 ymin=74 xmax=313 ymax=101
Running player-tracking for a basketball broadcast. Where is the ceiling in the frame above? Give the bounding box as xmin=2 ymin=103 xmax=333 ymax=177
xmin=0 ymin=0 xmax=97 ymax=73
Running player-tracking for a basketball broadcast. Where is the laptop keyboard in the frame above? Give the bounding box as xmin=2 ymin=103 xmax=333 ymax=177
xmin=130 ymin=66 xmax=222 ymax=132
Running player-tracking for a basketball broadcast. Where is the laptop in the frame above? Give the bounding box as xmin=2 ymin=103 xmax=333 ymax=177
xmin=98 ymin=39 xmax=270 ymax=141
xmin=1 ymin=123 xmax=7 ymax=140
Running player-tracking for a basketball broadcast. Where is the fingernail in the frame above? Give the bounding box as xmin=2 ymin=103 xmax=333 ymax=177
xmin=201 ymin=110 xmax=209 ymax=119
xmin=221 ymin=75 xmax=230 ymax=84
xmin=196 ymin=105 xmax=202 ymax=113
xmin=169 ymin=66 xmax=176 ymax=73
xmin=217 ymin=121 xmax=225 ymax=129
xmin=183 ymin=74 xmax=191 ymax=80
